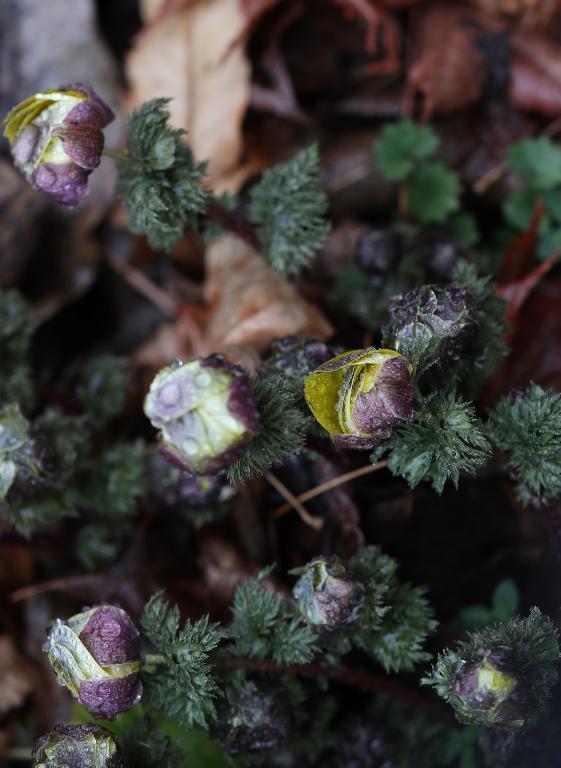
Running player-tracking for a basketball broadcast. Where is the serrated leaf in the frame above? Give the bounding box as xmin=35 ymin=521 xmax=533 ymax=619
xmin=249 ymin=144 xmax=331 ymax=276
xmin=406 ymin=161 xmax=460 ymax=223
xmin=503 ymin=187 xmax=540 ymax=230
xmin=374 ymin=119 xmax=439 ymax=180
xmin=507 ymin=137 xmax=561 ymax=189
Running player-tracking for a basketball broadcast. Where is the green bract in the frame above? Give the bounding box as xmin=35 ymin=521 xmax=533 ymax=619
xmin=304 ymin=348 xmax=413 ymax=449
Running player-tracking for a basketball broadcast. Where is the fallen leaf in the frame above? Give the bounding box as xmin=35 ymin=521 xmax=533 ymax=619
xmin=127 ymin=0 xmax=251 ymax=190
xmin=405 ymin=2 xmax=487 ymax=120
xmin=510 ymin=31 xmax=561 ymax=117
xmin=204 ymin=234 xmax=333 ymax=356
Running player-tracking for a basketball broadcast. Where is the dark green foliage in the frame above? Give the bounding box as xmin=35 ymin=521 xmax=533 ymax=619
xmin=488 ymin=383 xmax=561 ymax=507
xmin=0 ymin=407 xmax=85 ymax=536
xmin=76 ymin=355 xmax=131 ymax=425
xmin=226 ymin=376 xmax=309 ymax=486
xmin=374 ymin=394 xmax=491 ymax=494
xmin=451 ymin=260 xmax=509 ymax=397
xmin=333 ymin=695 xmax=448 ymax=768
xmin=424 ymin=608 xmax=559 ymax=728
xmin=140 ymin=592 xmax=224 ymax=729
xmin=73 ymin=441 xmax=148 ymax=517
xmin=229 ymin=570 xmax=319 ymax=665
xmin=457 ymin=579 xmax=520 ymax=632
xmin=507 ymin=137 xmax=561 ymax=189
xmin=116 ymin=99 xmax=207 ymax=251
xmin=348 ymin=546 xmax=437 ymax=672
xmin=0 ymin=288 xmax=34 ymax=410
xmin=406 ymin=162 xmax=460 ymax=223
xmin=249 ymin=144 xmax=331 ymax=276
xmin=374 ymin=120 xmax=439 ymax=180
xmin=504 ymin=137 xmax=561 ymax=259
xmin=76 ymin=523 xmax=127 ymax=570
xmin=373 ymin=120 xmax=461 ymax=224
xmin=439 ymin=726 xmax=481 ymax=768
xmin=0 ymin=403 xmax=40 ymax=500
xmin=119 ymin=722 xmax=185 ymax=768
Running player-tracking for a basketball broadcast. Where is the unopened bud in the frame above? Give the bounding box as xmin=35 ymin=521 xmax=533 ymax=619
xmin=304 ymin=348 xmax=413 ymax=449
xmin=44 ymin=605 xmax=141 ymax=719
xmin=144 ymin=356 xmax=260 ymax=475
xmin=292 ymin=556 xmax=364 ymax=630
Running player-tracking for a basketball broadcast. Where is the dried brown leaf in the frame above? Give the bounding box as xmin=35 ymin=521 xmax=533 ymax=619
xmin=405 ymin=3 xmax=486 ymax=119
xmin=127 ymin=0 xmax=251 ymax=189
xmin=510 ymin=30 xmax=561 ymax=117
xmin=204 ymin=234 xmax=333 ymax=356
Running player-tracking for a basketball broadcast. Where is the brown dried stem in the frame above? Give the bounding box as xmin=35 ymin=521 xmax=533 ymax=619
xmin=272 ymin=460 xmax=388 ymax=518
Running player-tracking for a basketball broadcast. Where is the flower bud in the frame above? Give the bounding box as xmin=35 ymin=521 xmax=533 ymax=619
xmin=262 ymin=336 xmax=334 ymax=386
xmin=44 ymin=605 xmax=142 ymax=719
xmin=3 ymin=84 xmax=114 ymax=206
xmin=292 ymin=556 xmax=364 ymax=631
xmin=213 ymin=679 xmax=290 ymax=756
xmin=383 ymin=284 xmax=475 ymax=365
xmin=304 ymin=348 xmax=413 ymax=449
xmin=144 ymin=356 xmax=260 ymax=475
xmin=33 ymin=723 xmax=125 ymax=768
xmin=450 ymin=649 xmax=529 ymax=730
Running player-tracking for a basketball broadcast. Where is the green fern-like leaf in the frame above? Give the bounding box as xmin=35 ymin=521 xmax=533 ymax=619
xmin=376 ymin=394 xmax=491 ymax=494
xmin=117 ymin=99 xmax=207 ymax=252
xmin=249 ymin=144 xmax=331 ymax=276
xmin=140 ymin=592 xmax=224 ymax=729
xmin=348 ymin=546 xmax=436 ymax=672
xmin=488 ymin=383 xmax=561 ymax=507
xmin=226 ymin=376 xmax=309 ymax=486
xmin=229 ymin=571 xmax=318 ymax=665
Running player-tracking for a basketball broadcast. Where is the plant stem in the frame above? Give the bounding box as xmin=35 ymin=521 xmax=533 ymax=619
xmin=264 ymin=471 xmax=324 ymax=530
xmin=214 ymin=656 xmax=453 ymax=722
xmin=272 ymin=460 xmax=388 ymax=518
xmin=206 ymin=196 xmax=261 ymax=250
xmin=142 ymin=653 xmax=169 ymax=672
xmin=102 ymin=146 xmax=130 ymax=163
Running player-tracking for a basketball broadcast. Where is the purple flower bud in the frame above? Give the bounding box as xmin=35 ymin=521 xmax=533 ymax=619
xmin=44 ymin=605 xmax=142 ymax=719
xmin=213 ymin=679 xmax=290 ymax=756
xmin=304 ymin=348 xmax=413 ymax=449
xmin=292 ymin=556 xmax=364 ymax=631
xmin=383 ymin=284 xmax=475 ymax=366
xmin=3 ymin=84 xmax=114 ymax=207
xmin=144 ymin=356 xmax=261 ymax=475
xmin=450 ymin=649 xmax=529 ymax=730
xmin=33 ymin=723 xmax=125 ymax=768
